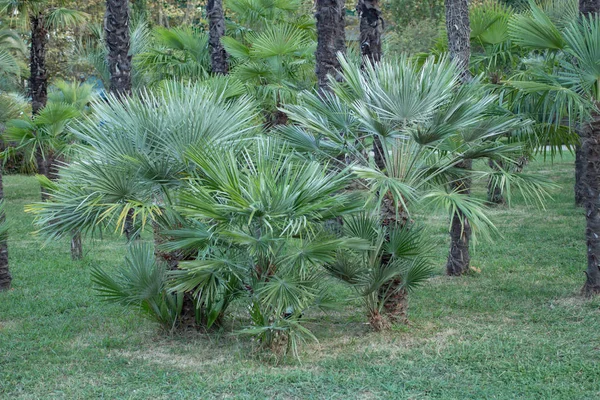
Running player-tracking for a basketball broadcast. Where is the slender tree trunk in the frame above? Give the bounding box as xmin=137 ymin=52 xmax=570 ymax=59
xmin=575 ymin=144 xmax=585 ymax=206
xmin=447 ymin=160 xmax=473 ymax=276
xmin=207 ymin=0 xmax=228 ymax=74
xmin=357 ymin=0 xmax=382 ymax=65
xmin=106 ymin=0 xmax=135 ymax=240
xmin=183 ymin=0 xmax=197 ymax=25
xmin=579 ymin=0 xmax=600 ymax=15
xmin=487 ymin=159 xmax=505 ymax=205
xmin=71 ymin=230 xmax=83 ymax=260
xmin=575 ymin=1 xmax=600 ymax=207
xmin=315 ymin=0 xmax=346 ymax=92
xmin=581 ymin=112 xmax=600 ymax=296
xmin=444 ymin=0 xmax=471 ymax=83
xmin=444 ymin=0 xmax=472 ymax=276
xmin=30 ymin=14 xmax=48 ymax=115
xmin=0 ymin=169 xmax=10 ymax=291
xmin=105 ymin=0 xmax=132 ymax=98
xmin=357 ymin=0 xmax=385 ymax=169
xmin=30 ymin=14 xmax=51 ymax=200
xmin=578 ymin=0 xmax=600 ymax=295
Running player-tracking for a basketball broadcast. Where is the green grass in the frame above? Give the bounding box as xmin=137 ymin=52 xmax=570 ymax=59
xmin=1 ymin=155 xmax=599 ymax=399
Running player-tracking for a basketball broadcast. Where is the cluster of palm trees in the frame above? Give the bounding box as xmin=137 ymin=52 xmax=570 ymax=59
xmin=0 ymin=0 xmax=599 ymax=356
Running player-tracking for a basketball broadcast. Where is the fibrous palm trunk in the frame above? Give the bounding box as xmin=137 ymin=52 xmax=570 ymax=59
xmin=487 ymin=159 xmax=505 ymax=205
xmin=105 ymin=0 xmax=132 ymax=98
xmin=30 ymin=13 xmax=52 ymax=201
xmin=444 ymin=0 xmax=472 ymax=276
xmin=357 ymin=0 xmax=382 ymax=65
xmin=447 ymin=160 xmax=473 ymax=276
xmin=579 ymin=0 xmax=600 ymax=15
xmin=106 ymin=0 xmax=135 ymax=242
xmin=207 ymin=0 xmax=228 ymax=75
xmin=315 ymin=0 xmax=346 ymax=92
xmin=357 ymin=0 xmax=385 ymax=170
xmin=0 ymin=169 xmax=9 ymax=291
xmin=30 ymin=14 xmax=48 ymax=116
xmin=581 ymin=112 xmax=600 ymax=296
xmin=444 ymin=0 xmax=471 ymax=83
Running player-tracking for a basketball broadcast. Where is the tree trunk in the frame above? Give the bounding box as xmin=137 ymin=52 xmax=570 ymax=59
xmin=357 ymin=0 xmax=382 ymax=65
xmin=105 ymin=0 xmax=132 ymax=98
xmin=444 ymin=0 xmax=471 ymax=83
xmin=446 ymin=160 xmax=473 ymax=276
xmin=444 ymin=0 xmax=472 ymax=276
xmin=487 ymin=159 xmax=505 ymax=205
xmin=579 ymin=0 xmax=600 ymax=16
xmin=575 ymin=144 xmax=585 ymax=206
xmin=207 ymin=0 xmax=228 ymax=75
xmin=30 ymin=14 xmax=48 ymax=115
xmin=183 ymin=0 xmax=197 ymax=25
xmin=581 ymin=113 xmax=600 ymax=296
xmin=315 ymin=0 xmax=346 ymax=92
xmin=71 ymin=230 xmax=83 ymax=260
xmin=0 ymin=169 xmax=10 ymax=292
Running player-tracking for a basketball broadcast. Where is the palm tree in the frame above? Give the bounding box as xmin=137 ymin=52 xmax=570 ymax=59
xmin=105 ymin=0 xmax=131 ymax=98
xmin=206 ymin=0 xmax=227 ymax=74
xmin=327 ymin=214 xmax=432 ymax=330
xmin=0 ymin=29 xmax=26 ymax=84
xmin=280 ymin=55 xmax=552 ymax=312
xmin=508 ymin=3 xmax=600 ymax=295
xmin=443 ymin=0 xmax=474 ymax=275
xmin=0 ymin=94 xmax=23 ymax=291
xmin=357 ymin=0 xmax=383 ymax=64
xmin=315 ymin=0 xmax=346 ymax=92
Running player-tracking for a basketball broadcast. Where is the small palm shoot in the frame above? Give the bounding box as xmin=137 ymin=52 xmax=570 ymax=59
xmin=326 ymin=213 xmax=433 ymax=331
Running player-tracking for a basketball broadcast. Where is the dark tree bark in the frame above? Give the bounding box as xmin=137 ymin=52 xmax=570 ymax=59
xmin=207 ymin=0 xmax=228 ymax=75
xmin=30 ymin=14 xmax=48 ymax=115
xmin=30 ymin=13 xmax=52 ymax=200
xmin=357 ymin=0 xmax=383 ymax=65
xmin=315 ymin=0 xmax=346 ymax=92
xmin=105 ymin=0 xmax=132 ymax=98
xmin=444 ymin=0 xmax=471 ymax=83
xmin=71 ymin=230 xmax=83 ymax=260
xmin=575 ymin=144 xmax=585 ymax=206
xmin=447 ymin=160 xmax=473 ymax=276
xmin=580 ymin=0 xmax=600 ymax=15
xmin=487 ymin=159 xmax=506 ymax=205
xmin=0 ymin=169 xmax=9 ymax=292
xmin=358 ymin=0 xmax=385 ymax=169
xmin=581 ymin=112 xmax=600 ymax=296
xmin=575 ymin=1 xmax=600 ymax=206
xmin=105 ymin=0 xmax=135 ymax=241
xmin=444 ymin=0 xmax=472 ymax=275
xmin=578 ymin=0 xmax=600 ymax=295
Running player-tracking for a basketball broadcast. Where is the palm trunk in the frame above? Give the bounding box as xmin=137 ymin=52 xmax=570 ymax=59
xmin=183 ymin=0 xmax=197 ymax=25
xmin=357 ymin=0 xmax=383 ymax=65
xmin=105 ymin=0 xmax=132 ymax=98
xmin=575 ymin=143 xmax=585 ymax=206
xmin=30 ymin=14 xmax=50 ymax=200
xmin=0 ymin=169 xmax=10 ymax=291
xmin=581 ymin=112 xmax=600 ymax=296
xmin=445 ymin=0 xmax=472 ymax=276
xmin=447 ymin=160 xmax=473 ymax=276
xmin=444 ymin=0 xmax=471 ymax=83
xmin=30 ymin=14 xmax=48 ymax=115
xmin=487 ymin=159 xmax=505 ymax=205
xmin=315 ymin=0 xmax=346 ymax=92
xmin=71 ymin=230 xmax=83 ymax=260
xmin=207 ymin=0 xmax=228 ymax=75
xmin=579 ymin=0 xmax=600 ymax=16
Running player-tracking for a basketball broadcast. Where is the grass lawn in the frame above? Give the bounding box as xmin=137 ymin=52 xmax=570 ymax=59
xmin=1 ymin=154 xmax=599 ymax=399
